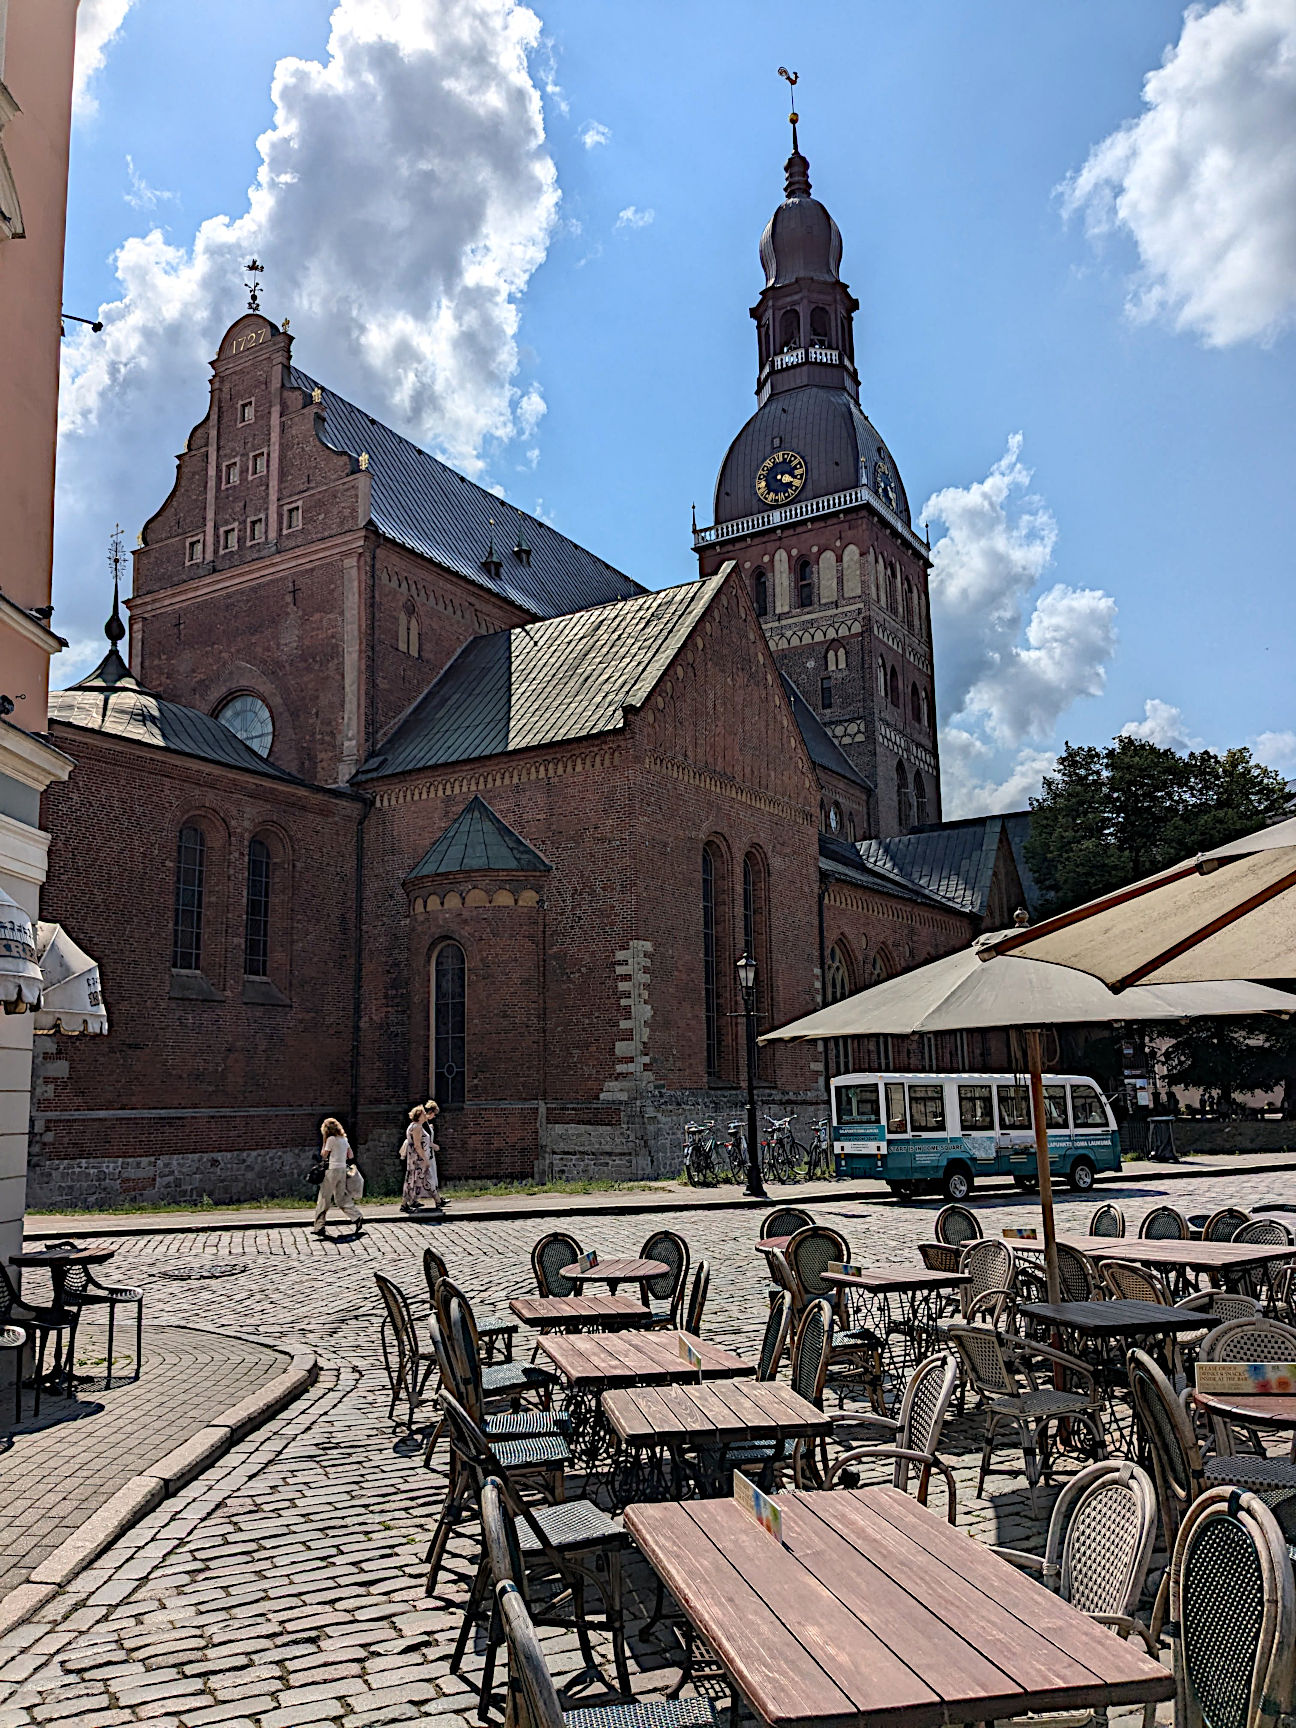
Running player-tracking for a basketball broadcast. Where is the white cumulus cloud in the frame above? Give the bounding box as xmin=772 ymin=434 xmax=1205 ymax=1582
xmin=1060 ymin=0 xmax=1296 ymax=346
xmin=57 ymin=0 xmax=560 ymax=651
xmin=579 ymin=120 xmax=611 ymax=149
xmin=73 ymin=0 xmax=137 ymax=117
xmin=1253 ymin=728 xmax=1296 ymax=772
xmin=925 ymin=435 xmax=1118 ymax=816
xmin=1120 ymin=698 xmax=1204 ymax=749
xmin=615 ymin=204 xmax=654 ymax=229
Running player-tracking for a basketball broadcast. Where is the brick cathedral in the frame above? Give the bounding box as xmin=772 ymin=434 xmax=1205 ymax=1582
xmin=31 ymin=130 xmax=1030 ymax=1204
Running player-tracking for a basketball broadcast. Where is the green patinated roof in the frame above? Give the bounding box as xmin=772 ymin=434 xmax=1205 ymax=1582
xmin=408 ymin=796 xmax=551 ymax=879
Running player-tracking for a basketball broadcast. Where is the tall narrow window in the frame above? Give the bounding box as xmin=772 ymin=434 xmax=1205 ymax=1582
xmin=910 ymin=681 xmax=922 ymax=722
xmin=244 ymin=838 xmax=271 ymax=977
xmin=820 ymin=676 xmax=833 ymax=709
xmin=742 ymin=856 xmax=756 ymax=961
xmin=779 ymin=308 xmax=801 ymax=351
xmin=432 ymin=942 xmax=466 ymax=1107
xmin=914 ymin=771 xmax=928 ymax=826
xmin=742 ymin=851 xmax=770 ymax=1078
xmin=889 ymin=665 xmax=900 ymax=708
xmin=702 ymin=848 xmax=719 ymax=1076
xmin=753 ymin=569 xmax=768 ymax=617
xmin=797 ymin=560 xmax=814 ymax=607
xmin=171 ymin=826 xmax=206 ymax=971
xmin=826 ymin=945 xmax=852 ymax=1077
xmin=896 ymin=762 xmax=912 ymax=830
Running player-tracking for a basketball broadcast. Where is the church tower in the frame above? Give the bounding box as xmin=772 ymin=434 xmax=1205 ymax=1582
xmin=695 ymin=100 xmax=941 ymax=838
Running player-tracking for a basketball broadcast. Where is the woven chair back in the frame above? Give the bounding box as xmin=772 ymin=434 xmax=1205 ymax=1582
xmin=1234 ymin=1217 xmax=1293 ymax=1247
xmin=1126 ymin=1346 xmax=1203 ymax=1547
xmin=684 ymin=1262 xmax=710 ymax=1335
xmin=1101 ymin=1259 xmax=1170 ymax=1305
xmin=790 ymin=1298 xmax=834 ymax=1407
xmin=786 ymin=1226 xmax=851 ymax=1301
xmin=762 ymin=1206 xmax=815 ymax=1240
xmin=1199 ymin=1317 xmax=1296 ymax=1365
xmin=446 ymin=1294 xmax=486 ymax=1422
xmin=960 ymin=1239 xmax=1015 ymax=1311
xmin=898 ymin=1351 xmax=958 ymax=1459
xmin=919 ymin=1242 xmax=962 ymax=1276
xmin=1203 ymin=1208 xmax=1250 ymax=1243
xmin=1178 ymin=1291 xmax=1262 ymax=1325
xmin=640 ymin=1230 xmax=689 ymax=1305
xmin=480 ymin=1477 xmax=527 ymax=1599
xmin=532 ymin=1232 xmax=582 ymax=1298
xmin=757 ymin=1291 xmax=793 ymax=1382
xmin=439 ymin=1391 xmax=509 ymax=1492
xmin=496 ymin=1581 xmax=565 ymax=1728
xmin=1140 ymin=1205 xmax=1189 ymax=1240
xmin=947 ymin=1324 xmax=1017 ymax=1399
xmin=1056 ymin=1242 xmax=1101 ymax=1302
xmin=1171 ymin=1487 xmax=1295 ymax=1728
xmin=374 ymin=1273 xmax=422 ymax=1416
xmin=422 ymin=1246 xmax=450 ymax=1302
xmin=1051 ymin=1460 xmax=1158 ymax=1620
xmin=0 ymin=1264 xmax=22 ymax=1324
xmin=1089 ymin=1203 xmax=1125 ymax=1238
xmin=935 ymin=1204 xmax=982 ymax=1247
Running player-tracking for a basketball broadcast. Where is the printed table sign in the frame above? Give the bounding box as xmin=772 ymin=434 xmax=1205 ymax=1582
xmin=577 ymin=1249 xmax=599 ymax=1272
xmin=678 ymin=1333 xmax=702 ymax=1372
xmin=733 ymin=1470 xmax=784 ymax=1543
xmin=827 ymin=1261 xmax=863 ymax=1278
xmin=1003 ymin=1227 xmax=1038 ymax=1240
xmin=1196 ymin=1362 xmax=1296 ymax=1397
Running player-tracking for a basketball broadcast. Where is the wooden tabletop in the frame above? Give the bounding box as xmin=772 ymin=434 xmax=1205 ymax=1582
xmin=1019 ymin=1298 xmax=1214 ymax=1336
xmin=604 ymin=1379 xmax=832 ymax=1447
xmin=1029 ymin=1236 xmax=1295 ymax=1272
xmin=509 ymin=1294 xmax=651 ymax=1328
xmin=823 ymin=1266 xmax=970 ymax=1294
xmin=624 ymin=1486 xmax=1173 ymax=1728
xmin=1190 ymin=1389 xmax=1296 ymax=1430
xmin=756 ymin=1236 xmax=794 ymax=1255
xmin=539 ymin=1328 xmax=753 ymax=1388
xmin=559 ymin=1257 xmax=668 ymax=1283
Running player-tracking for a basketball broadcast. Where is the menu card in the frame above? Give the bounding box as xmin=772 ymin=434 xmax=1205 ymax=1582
xmin=1003 ymin=1227 xmax=1038 ymax=1240
xmin=1196 ymin=1362 xmax=1296 ymax=1396
xmin=734 ymin=1470 xmax=784 ymax=1542
xmin=826 ymin=1260 xmax=863 ymax=1277
xmin=678 ymin=1333 xmax=703 ymax=1372
xmin=577 ymin=1249 xmax=599 ymax=1272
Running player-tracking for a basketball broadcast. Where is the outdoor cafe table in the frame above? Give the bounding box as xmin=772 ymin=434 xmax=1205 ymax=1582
xmin=623 ymin=1485 xmax=1173 ymax=1728
xmin=822 ymin=1266 xmax=969 ymax=1389
xmin=559 ymin=1257 xmax=668 ymax=1295
xmin=508 ymin=1293 xmax=652 ymax=1333
xmin=602 ymin=1379 xmax=832 ymax=1506
xmin=1019 ymin=1233 xmax=1296 ymax=1298
xmin=538 ymin=1329 xmax=754 ymax=1467
xmin=1189 ymin=1387 xmax=1296 ymax=1433
xmin=9 ymin=1245 xmax=117 ymax=1390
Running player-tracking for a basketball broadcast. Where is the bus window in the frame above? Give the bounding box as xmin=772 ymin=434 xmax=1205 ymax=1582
xmin=997 ymin=1085 xmax=1031 ymax=1130
xmin=885 ymin=1082 xmax=908 ymax=1135
xmin=1071 ymin=1084 xmax=1108 ymax=1127
xmin=836 ymin=1082 xmax=881 ymax=1125
xmin=1044 ymin=1086 xmax=1069 ymax=1129
xmin=908 ymin=1084 xmax=946 ymax=1131
xmin=957 ymin=1084 xmax=993 ymax=1132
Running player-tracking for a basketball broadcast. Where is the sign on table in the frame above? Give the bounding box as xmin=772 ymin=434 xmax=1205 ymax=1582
xmin=1003 ymin=1227 xmax=1038 ymax=1240
xmin=577 ymin=1249 xmax=599 ymax=1272
xmin=678 ymin=1333 xmax=703 ymax=1371
xmin=733 ymin=1470 xmax=783 ymax=1543
xmin=827 ymin=1260 xmax=864 ymax=1278
xmin=1196 ymin=1362 xmax=1296 ymax=1396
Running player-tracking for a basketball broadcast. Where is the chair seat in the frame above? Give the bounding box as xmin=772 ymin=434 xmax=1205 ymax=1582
xmin=479 ymin=1322 xmax=517 ymax=1341
xmin=493 ymin=1434 xmax=572 ymax=1470
xmin=1205 ymin=1455 xmax=1296 ymax=1492
xmin=989 ymin=1388 xmax=1095 ymax=1419
xmin=835 ymin=1327 xmax=884 ymax=1351
xmin=485 ymin=1408 xmax=571 ymax=1440
xmin=80 ymin=1285 xmax=144 ymax=1304
xmin=482 ymin=1361 xmax=556 ymax=1397
xmin=518 ymin=1498 xmax=626 ymax=1554
xmin=564 ymin=1698 xmax=717 ymax=1728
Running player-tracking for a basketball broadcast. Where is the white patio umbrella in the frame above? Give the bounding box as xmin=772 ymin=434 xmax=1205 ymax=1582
xmin=990 ymin=816 xmax=1296 ymax=990
xmin=759 ymin=937 xmax=1296 ymax=1302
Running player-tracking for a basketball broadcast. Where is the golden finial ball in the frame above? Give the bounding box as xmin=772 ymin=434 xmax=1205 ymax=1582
xmin=789 ymin=110 xmax=798 ymax=124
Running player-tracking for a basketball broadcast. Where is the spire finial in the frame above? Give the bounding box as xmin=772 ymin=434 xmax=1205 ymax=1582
xmin=105 ymin=524 xmax=126 ymax=645
xmin=777 ymin=67 xmax=799 ymax=153
xmin=776 ymin=67 xmax=811 ymax=197
xmin=243 ymin=257 xmax=264 ymax=313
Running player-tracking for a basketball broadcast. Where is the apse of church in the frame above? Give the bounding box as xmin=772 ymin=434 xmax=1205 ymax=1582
xmin=694 ymin=115 xmax=941 ymax=840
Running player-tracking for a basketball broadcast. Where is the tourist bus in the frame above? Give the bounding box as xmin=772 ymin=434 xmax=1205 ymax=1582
xmin=831 ymin=1070 xmax=1121 ymax=1201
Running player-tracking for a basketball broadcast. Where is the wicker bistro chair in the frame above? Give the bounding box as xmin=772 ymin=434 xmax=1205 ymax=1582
xmin=826 ymin=1351 xmax=960 ymax=1523
xmin=935 ymin=1203 xmax=982 ymax=1248
xmin=1168 ymin=1487 xmax=1295 ymax=1728
xmin=1100 ymin=1260 xmax=1173 ymax=1306
xmin=1202 ymin=1207 xmax=1251 ymax=1244
xmin=532 ymin=1232 xmax=583 ymax=1299
xmin=785 ymin=1227 xmax=886 ymax=1410
xmin=639 ymin=1230 xmax=689 ymax=1328
xmin=375 ymin=1273 xmax=439 ymax=1431
xmin=947 ymin=1323 xmax=1105 ymax=1514
xmin=682 ymin=1262 xmax=710 ymax=1336
xmin=496 ymin=1577 xmax=718 ymax=1728
xmin=443 ymin=1292 xmax=569 ymax=1445
xmin=1228 ymin=1218 xmax=1295 ymax=1305
xmin=956 ymin=1238 xmax=1018 ymax=1326
xmin=432 ymin=1277 xmax=557 ymax=1410
xmin=1196 ymin=1317 xmax=1296 ymax=1462
xmin=1090 ymin=1203 xmax=1126 ymax=1240
xmin=919 ymin=1241 xmax=963 ymax=1276
xmin=991 ymin=1460 xmax=1160 ymax=1728
xmin=760 ymin=1206 xmax=815 ymax=1240
xmin=460 ymin=1470 xmax=633 ymax=1713
xmin=423 ymin=1247 xmax=516 ymax=1364
xmin=1140 ymin=1206 xmax=1190 ymax=1241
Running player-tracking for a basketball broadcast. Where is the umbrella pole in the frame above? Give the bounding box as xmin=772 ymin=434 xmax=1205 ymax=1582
xmin=1026 ymin=1027 xmax=1061 ymax=1305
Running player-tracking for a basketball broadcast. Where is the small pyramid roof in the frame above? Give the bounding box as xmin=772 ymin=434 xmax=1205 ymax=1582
xmin=407 ymin=796 xmax=551 ymax=880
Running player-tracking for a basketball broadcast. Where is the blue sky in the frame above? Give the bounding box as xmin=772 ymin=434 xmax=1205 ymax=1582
xmin=59 ymin=0 xmax=1296 ymax=811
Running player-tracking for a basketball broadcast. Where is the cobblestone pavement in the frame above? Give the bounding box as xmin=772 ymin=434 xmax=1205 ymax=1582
xmin=0 ymin=1168 xmax=1292 ymax=1727
xmin=0 ymin=1321 xmax=287 ymax=1594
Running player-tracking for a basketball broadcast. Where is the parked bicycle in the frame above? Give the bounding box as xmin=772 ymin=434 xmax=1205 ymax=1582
xmin=724 ymin=1120 xmax=749 ymax=1180
xmin=762 ymin=1113 xmax=803 ymax=1183
xmin=682 ymin=1120 xmax=719 ymax=1187
xmin=805 ymin=1117 xmax=834 ymax=1180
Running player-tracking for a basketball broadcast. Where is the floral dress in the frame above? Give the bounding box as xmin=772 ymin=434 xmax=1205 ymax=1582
xmin=401 ymin=1122 xmax=437 ymax=1205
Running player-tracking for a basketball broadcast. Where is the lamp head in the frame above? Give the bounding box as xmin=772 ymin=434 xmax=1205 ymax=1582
xmin=736 ymin=952 xmax=757 ymax=992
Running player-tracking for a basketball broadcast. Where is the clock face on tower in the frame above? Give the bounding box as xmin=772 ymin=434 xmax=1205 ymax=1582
xmin=755 ymin=449 xmax=807 ymax=506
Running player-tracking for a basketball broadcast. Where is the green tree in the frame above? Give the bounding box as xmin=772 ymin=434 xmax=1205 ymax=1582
xmin=1025 ymin=735 xmax=1290 ymax=917
xmin=1160 ymin=1019 xmax=1296 ymax=1119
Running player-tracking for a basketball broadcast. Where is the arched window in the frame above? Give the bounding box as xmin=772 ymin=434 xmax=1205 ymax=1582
xmin=171 ymin=826 xmax=206 ymax=971
xmin=797 ymin=560 xmax=814 ymax=608
xmin=432 ymin=941 xmax=466 ymax=1107
xmin=871 ymin=949 xmax=893 ymax=986
xmin=914 ymin=771 xmax=929 ymax=826
xmin=920 ymin=687 xmax=931 ymax=730
xmin=752 ymin=568 xmax=768 ymax=617
xmin=244 ymin=837 xmax=272 ymax=977
xmin=877 ymin=656 xmax=888 ymax=699
xmin=826 ymin=645 xmax=846 ymax=672
xmin=702 ymin=846 xmax=723 ymax=1076
xmin=888 ymin=665 xmax=900 ymax=708
xmin=779 ymin=308 xmax=801 ymax=351
xmin=910 ymin=681 xmax=922 ymax=723
xmin=887 ymin=564 xmax=899 ymax=613
xmin=809 ymin=306 xmax=831 ymax=346
xmin=826 ymin=944 xmax=853 ymax=1076
xmin=904 ymin=578 xmax=915 ymax=631
xmin=896 ymin=762 xmax=912 ymax=830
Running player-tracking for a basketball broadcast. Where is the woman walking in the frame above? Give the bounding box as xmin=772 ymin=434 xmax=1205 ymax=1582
xmin=313 ymin=1116 xmax=365 ymax=1237
xmin=399 ymin=1103 xmax=438 ymax=1214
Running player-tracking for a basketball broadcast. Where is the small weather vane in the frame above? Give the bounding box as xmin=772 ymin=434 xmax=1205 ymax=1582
xmin=777 ymin=67 xmax=801 ymax=152
xmin=244 ymin=257 xmax=264 ymax=313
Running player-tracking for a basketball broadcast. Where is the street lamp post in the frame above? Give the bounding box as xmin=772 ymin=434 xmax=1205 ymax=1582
xmin=736 ymin=952 xmax=767 ymax=1200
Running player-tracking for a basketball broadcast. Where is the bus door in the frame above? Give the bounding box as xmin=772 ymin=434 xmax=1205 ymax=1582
xmin=883 ymin=1081 xmax=916 ymax=1179
xmin=956 ymin=1082 xmax=998 ymax=1169
xmin=905 ymin=1081 xmax=952 ymax=1183
xmin=832 ymin=1080 xmax=886 ymax=1177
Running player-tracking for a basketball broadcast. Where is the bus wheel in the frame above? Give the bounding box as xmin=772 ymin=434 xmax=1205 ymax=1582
xmin=1013 ymin=1175 xmax=1039 ymax=1192
xmin=1068 ymin=1157 xmax=1096 ymax=1192
xmin=942 ymin=1163 xmax=974 ymax=1202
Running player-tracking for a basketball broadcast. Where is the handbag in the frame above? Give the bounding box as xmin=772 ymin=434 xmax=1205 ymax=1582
xmin=344 ymin=1164 xmax=365 ymax=1201
xmin=306 ymin=1154 xmax=326 ymax=1186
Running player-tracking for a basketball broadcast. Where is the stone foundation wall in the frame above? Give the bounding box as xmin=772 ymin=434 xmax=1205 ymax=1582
xmin=25 ymin=1144 xmax=317 ymax=1211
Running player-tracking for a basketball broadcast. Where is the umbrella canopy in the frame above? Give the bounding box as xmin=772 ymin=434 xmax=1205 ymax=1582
xmin=0 ymin=886 xmax=42 ymax=1013
xmin=990 ymin=817 xmax=1296 ymax=990
xmin=34 ymin=923 xmax=107 ymax=1036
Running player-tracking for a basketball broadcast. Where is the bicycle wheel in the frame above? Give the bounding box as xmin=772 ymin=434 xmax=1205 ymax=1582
xmin=727 ymin=1136 xmax=748 ymax=1180
xmin=785 ymin=1136 xmax=811 ymax=1183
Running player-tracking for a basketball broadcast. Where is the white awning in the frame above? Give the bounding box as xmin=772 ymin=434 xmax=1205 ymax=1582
xmin=34 ymin=922 xmax=107 ymax=1035
xmin=0 ymin=887 xmax=42 ymax=1012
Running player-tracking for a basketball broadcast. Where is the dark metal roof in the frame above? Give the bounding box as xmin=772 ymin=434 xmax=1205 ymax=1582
xmin=780 ymin=674 xmax=871 ymax=791
xmin=287 ymin=367 xmax=643 ymax=618
xmin=408 ymin=796 xmax=551 ymax=879
xmin=713 ymin=386 xmax=910 ymax=525
xmin=359 ymin=575 xmax=726 ymax=780
xmin=49 ymin=647 xmax=301 ymax=783
xmin=855 ymin=816 xmax=1028 ymax=916
xmin=818 ymin=833 xmax=948 ymax=907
